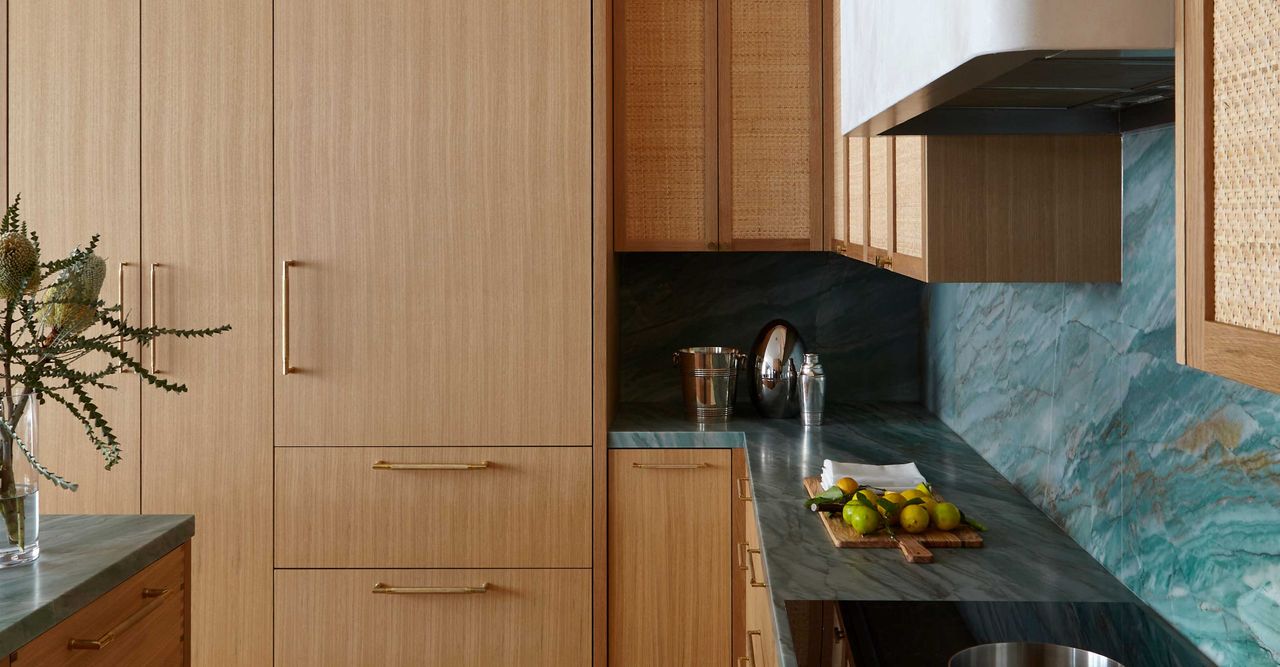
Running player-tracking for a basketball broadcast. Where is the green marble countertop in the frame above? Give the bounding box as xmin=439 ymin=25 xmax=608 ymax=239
xmin=0 ymin=514 xmax=194 ymax=654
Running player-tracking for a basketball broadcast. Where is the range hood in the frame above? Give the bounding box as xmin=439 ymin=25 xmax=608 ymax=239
xmin=841 ymin=1 xmax=1175 ymax=136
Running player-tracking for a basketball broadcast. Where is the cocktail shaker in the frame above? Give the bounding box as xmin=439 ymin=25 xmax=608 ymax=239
xmin=799 ymin=353 xmax=825 ymax=426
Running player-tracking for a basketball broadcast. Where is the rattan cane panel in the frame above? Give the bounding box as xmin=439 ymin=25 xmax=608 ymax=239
xmin=729 ymin=0 xmax=813 ymax=240
xmin=894 ymin=136 xmax=924 ymax=258
xmin=847 ymin=136 xmax=866 ymax=245
xmin=622 ymin=0 xmax=709 ymax=241
xmin=869 ymin=137 xmax=890 ymax=250
xmin=1212 ymin=0 xmax=1280 ymax=334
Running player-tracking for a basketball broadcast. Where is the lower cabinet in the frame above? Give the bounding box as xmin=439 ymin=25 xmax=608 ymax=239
xmin=273 ymin=569 xmax=590 ymax=666
xmin=13 ymin=543 xmax=190 ymax=666
xmin=608 ymin=448 xmax=779 ymax=666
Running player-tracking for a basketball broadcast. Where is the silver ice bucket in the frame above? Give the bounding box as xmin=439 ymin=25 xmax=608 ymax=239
xmin=950 ymin=643 xmax=1124 ymax=667
xmin=673 ymin=347 xmax=744 ymax=424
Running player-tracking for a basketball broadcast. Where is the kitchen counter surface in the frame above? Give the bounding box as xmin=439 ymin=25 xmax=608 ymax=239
xmin=610 ymin=403 xmax=1174 ymax=666
xmin=0 ymin=514 xmax=194 ymax=653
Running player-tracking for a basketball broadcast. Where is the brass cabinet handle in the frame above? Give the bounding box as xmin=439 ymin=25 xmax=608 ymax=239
xmin=736 ymin=542 xmax=750 ymax=570
xmin=118 ymin=262 xmax=132 ymax=372
xmin=148 ymin=263 xmax=160 ymax=372
xmin=747 ymin=548 xmax=766 ymax=588
xmin=371 ymin=582 xmax=488 ymax=595
xmin=281 ymin=260 xmax=296 ymax=375
xmin=631 ymin=462 xmax=709 ymax=470
xmin=875 ymin=255 xmax=893 ymax=269
xmin=738 ymin=658 xmax=751 ymax=667
xmin=68 ymin=587 xmax=172 ymax=650
xmin=737 ymin=477 xmax=753 ymax=501
xmin=745 ymin=629 xmax=763 ymax=667
xmin=371 ymin=460 xmax=490 ymax=470
xmin=706 ymin=241 xmax=718 ymax=251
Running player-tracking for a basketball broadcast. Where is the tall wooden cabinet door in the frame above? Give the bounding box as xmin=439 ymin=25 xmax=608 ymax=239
xmin=275 ymin=0 xmax=591 ymax=446
xmin=1178 ymin=0 xmax=1280 ymax=393
xmin=8 ymin=0 xmax=141 ymax=514
xmin=615 ymin=0 xmax=719 ymax=251
xmin=140 ymin=2 xmax=274 ymax=665
xmin=721 ymin=0 xmax=823 ymax=251
xmin=844 ymin=136 xmax=870 ymax=263
xmin=866 ymin=136 xmax=893 ymax=266
xmin=890 ymin=136 xmax=927 ymax=280
xmin=609 ymin=449 xmax=731 ymax=666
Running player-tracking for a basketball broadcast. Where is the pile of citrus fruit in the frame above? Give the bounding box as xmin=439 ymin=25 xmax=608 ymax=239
xmin=809 ymin=477 xmax=983 ymax=537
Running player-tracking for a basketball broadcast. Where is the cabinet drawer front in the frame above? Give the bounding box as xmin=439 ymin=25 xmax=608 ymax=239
xmin=16 ymin=543 xmax=188 ymax=667
xmin=275 ymin=447 xmax=591 ymax=568
xmin=275 ymin=569 xmax=590 ymax=666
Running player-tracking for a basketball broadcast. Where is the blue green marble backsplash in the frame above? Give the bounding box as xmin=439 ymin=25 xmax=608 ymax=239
xmin=925 ymin=126 xmax=1280 ymax=665
xmin=617 ymin=252 xmax=922 ymax=405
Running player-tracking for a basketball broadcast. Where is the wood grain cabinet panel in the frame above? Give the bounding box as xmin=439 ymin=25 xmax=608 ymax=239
xmin=742 ymin=475 xmax=780 ymax=667
xmin=14 ymin=543 xmax=189 ymax=667
xmin=274 ymin=0 xmax=591 ymax=446
xmin=275 ymin=447 xmax=591 ymax=568
xmin=139 ymin=2 xmax=274 ymax=665
xmin=850 ymin=135 xmax=1121 ymax=283
xmin=8 ymin=0 xmax=141 ymax=515
xmin=609 ymin=449 xmax=732 ymax=666
xmin=1177 ymin=0 xmax=1280 ymax=393
xmin=275 ymin=568 xmax=590 ymax=667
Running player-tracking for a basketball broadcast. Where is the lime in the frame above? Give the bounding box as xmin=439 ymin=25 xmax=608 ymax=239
xmin=843 ymin=503 xmax=881 ymax=536
xmin=934 ymin=502 xmax=961 ymax=530
xmin=900 ymin=504 xmax=930 ymax=534
xmin=835 ymin=477 xmax=858 ymax=495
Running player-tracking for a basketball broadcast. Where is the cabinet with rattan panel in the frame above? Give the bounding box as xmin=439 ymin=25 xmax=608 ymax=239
xmin=615 ymin=0 xmax=823 ymax=251
xmin=845 ymin=134 xmax=1122 ymax=283
xmin=1176 ymin=0 xmax=1280 ymax=393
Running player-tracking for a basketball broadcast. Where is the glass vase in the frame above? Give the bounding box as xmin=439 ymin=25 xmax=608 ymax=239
xmin=0 ymin=394 xmax=39 ymax=567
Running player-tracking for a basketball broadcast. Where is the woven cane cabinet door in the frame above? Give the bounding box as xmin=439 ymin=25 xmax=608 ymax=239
xmin=1178 ymin=0 xmax=1280 ymax=393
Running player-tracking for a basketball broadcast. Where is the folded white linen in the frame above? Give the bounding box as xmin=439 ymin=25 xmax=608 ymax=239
xmin=819 ymin=460 xmax=927 ymax=492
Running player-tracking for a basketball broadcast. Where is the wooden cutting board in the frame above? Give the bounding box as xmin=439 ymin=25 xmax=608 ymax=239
xmin=802 ymin=476 xmax=983 ymax=563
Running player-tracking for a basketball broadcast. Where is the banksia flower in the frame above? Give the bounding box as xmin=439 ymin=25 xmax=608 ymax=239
xmin=40 ymin=253 xmax=106 ymax=335
xmin=0 ymin=232 xmax=39 ymax=299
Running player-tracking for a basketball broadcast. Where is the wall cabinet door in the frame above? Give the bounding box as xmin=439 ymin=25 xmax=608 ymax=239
xmin=274 ymin=0 xmax=591 ymax=446
xmin=9 ymin=0 xmax=141 ymax=515
xmin=609 ymin=449 xmax=731 ymax=666
xmin=1177 ymin=0 xmax=1280 ymax=393
xmin=140 ymin=1 xmax=274 ymax=665
xmin=834 ymin=136 xmax=870 ymax=262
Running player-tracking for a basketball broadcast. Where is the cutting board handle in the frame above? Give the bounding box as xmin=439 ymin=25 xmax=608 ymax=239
xmin=895 ymin=535 xmax=934 ymax=563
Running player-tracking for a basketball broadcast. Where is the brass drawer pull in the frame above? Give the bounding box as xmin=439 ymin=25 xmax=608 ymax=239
xmin=631 ymin=462 xmax=708 ymax=470
xmin=118 ymin=262 xmax=132 ymax=372
xmin=371 ymin=460 xmax=489 ymax=471
xmin=745 ymin=629 xmax=763 ymax=666
xmin=737 ymin=477 xmax=753 ymax=501
xmin=148 ymin=263 xmax=161 ymax=372
xmin=747 ymin=548 xmax=766 ymax=588
xmin=371 ymin=582 xmax=488 ymax=595
xmin=281 ymin=260 xmax=296 ymax=375
xmin=68 ymin=587 xmax=173 ymax=650
xmin=736 ymin=542 xmax=749 ymax=570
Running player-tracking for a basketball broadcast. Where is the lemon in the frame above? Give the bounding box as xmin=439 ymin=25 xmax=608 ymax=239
xmin=915 ymin=482 xmax=933 ymax=497
xmin=835 ymin=477 xmax=858 ymax=495
xmin=934 ymin=502 xmax=961 ymax=531
xmin=878 ymin=492 xmax=906 ymax=526
xmin=918 ymin=495 xmax=938 ymax=517
xmin=855 ymin=488 xmax=879 ymax=505
xmin=900 ymin=489 xmax=925 ymax=502
xmin=842 ymin=503 xmax=881 ymax=536
xmin=900 ymin=505 xmax=930 ymax=534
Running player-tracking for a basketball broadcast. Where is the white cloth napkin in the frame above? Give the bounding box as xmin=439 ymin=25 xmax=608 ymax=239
xmin=820 ymin=460 xmax=927 ymax=492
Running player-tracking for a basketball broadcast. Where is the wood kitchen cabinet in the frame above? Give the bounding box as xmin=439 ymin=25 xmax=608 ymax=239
xmin=615 ymin=0 xmax=823 ymax=251
xmin=739 ymin=450 xmax=780 ymax=667
xmin=1176 ymin=0 xmax=1280 ymax=393
xmin=835 ymin=134 xmax=1122 ymax=283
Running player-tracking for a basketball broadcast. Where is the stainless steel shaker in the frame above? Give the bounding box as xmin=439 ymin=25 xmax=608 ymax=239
xmin=799 ymin=353 xmax=825 ymax=426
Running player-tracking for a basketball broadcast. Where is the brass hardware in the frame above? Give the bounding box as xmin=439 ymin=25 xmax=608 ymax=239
xmin=706 ymin=241 xmax=718 ymax=251
xmin=736 ymin=477 xmax=753 ymax=501
xmin=631 ymin=462 xmax=709 ymax=470
xmin=281 ymin=260 xmax=296 ymax=375
xmin=371 ymin=582 xmax=488 ymax=595
xmin=747 ymin=548 xmax=766 ymax=588
xmin=148 ymin=263 xmax=160 ymax=372
xmin=875 ymin=255 xmax=893 ymax=269
xmin=118 ymin=262 xmax=132 ymax=372
xmin=371 ymin=460 xmax=489 ymax=471
xmin=736 ymin=542 xmax=749 ymax=570
xmin=68 ymin=587 xmax=172 ymax=650
xmin=738 ymin=658 xmax=751 ymax=667
xmin=746 ymin=629 xmax=763 ymax=667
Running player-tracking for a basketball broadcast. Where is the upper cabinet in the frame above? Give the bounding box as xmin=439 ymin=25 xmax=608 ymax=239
xmin=615 ymin=0 xmax=823 ymax=251
xmin=1177 ymin=0 xmax=1280 ymax=393
xmin=835 ymin=134 xmax=1123 ymax=283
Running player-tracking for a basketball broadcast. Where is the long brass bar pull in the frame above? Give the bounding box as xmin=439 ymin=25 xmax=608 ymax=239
xmin=737 ymin=477 xmax=753 ymax=501
xmin=118 ymin=262 xmax=132 ymax=372
xmin=371 ymin=460 xmax=490 ymax=471
xmin=747 ymin=548 xmax=766 ymax=588
xmin=68 ymin=587 xmax=172 ymax=650
xmin=745 ymin=630 xmax=762 ymax=667
xmin=631 ymin=462 xmax=709 ymax=470
xmin=148 ymin=263 xmax=160 ymax=372
xmin=371 ymin=582 xmax=488 ymax=595
xmin=281 ymin=260 xmax=296 ymax=375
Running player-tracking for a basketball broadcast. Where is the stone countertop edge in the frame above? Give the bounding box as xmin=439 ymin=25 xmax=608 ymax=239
xmin=609 ymin=402 xmax=1147 ymax=667
xmin=0 ymin=514 xmax=195 ymax=654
